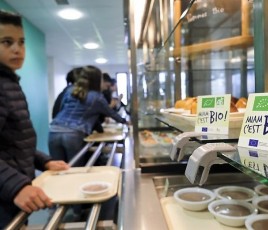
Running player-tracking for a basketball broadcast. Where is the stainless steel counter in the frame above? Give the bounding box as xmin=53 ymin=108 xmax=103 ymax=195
xmin=118 ymin=169 xmax=169 ymax=230
xmin=116 ymin=133 xmax=169 ymax=230
xmin=118 ymin=169 xmax=258 ymax=230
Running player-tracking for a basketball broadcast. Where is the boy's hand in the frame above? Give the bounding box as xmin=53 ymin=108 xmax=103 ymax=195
xmin=14 ymin=185 xmax=52 ymax=213
xmin=110 ymin=98 xmax=118 ymax=108
xmin=45 ymin=160 xmax=70 ymax=171
xmin=126 ymin=121 xmax=132 ymax=126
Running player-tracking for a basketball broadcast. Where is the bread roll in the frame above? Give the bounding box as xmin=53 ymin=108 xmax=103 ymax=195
xmin=190 ymin=98 xmax=198 ymax=114
xmin=184 ymin=97 xmax=196 ymax=111
xmin=231 ymin=96 xmax=238 ymax=105
xmin=235 ymin=97 xmax=247 ymax=108
xmin=230 ymin=101 xmax=238 ymax=113
xmin=175 ymin=99 xmax=186 ymax=109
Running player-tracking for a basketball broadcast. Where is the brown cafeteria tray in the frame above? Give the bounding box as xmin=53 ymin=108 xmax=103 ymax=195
xmin=33 ymin=166 xmax=121 ymax=204
xmin=160 ymin=197 xmax=246 ymax=230
xmin=84 ymin=131 xmax=126 ymax=142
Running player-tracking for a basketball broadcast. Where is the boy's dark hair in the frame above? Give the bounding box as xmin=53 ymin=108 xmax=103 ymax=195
xmin=66 ymin=67 xmax=82 ymax=85
xmin=110 ymin=78 xmax=117 ymax=86
xmin=103 ymin=72 xmax=112 ymax=83
xmin=0 ymin=10 xmax=22 ymax=27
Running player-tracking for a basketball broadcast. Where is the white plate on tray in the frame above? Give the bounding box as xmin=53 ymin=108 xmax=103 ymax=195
xmin=180 ymin=113 xmax=197 ymax=117
xmin=162 ymin=108 xmax=185 ymax=114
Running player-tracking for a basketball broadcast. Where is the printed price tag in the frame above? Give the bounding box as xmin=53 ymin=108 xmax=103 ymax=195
xmin=195 ymin=94 xmax=231 ymax=134
xmin=238 ymin=93 xmax=268 ymax=150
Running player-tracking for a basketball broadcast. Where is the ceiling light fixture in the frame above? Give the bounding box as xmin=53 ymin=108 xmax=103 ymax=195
xmin=95 ymin=58 xmax=107 ymax=64
xmin=83 ymin=42 xmax=99 ymax=49
xmin=58 ymin=9 xmax=83 ymax=20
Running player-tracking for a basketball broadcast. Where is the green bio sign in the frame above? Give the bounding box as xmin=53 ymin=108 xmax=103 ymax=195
xmin=196 ymin=94 xmax=231 ymax=134
xmin=238 ymin=93 xmax=268 ymax=151
xmin=202 ymin=98 xmax=215 ymax=108
xmin=201 ymin=97 xmax=225 ymax=108
xmin=253 ymin=96 xmax=268 ymax=111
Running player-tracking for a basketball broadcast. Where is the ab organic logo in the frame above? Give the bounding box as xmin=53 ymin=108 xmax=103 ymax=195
xmin=202 ymin=97 xmax=224 ymax=109
xmin=253 ymin=96 xmax=268 ymax=111
xmin=202 ymin=98 xmax=215 ymax=108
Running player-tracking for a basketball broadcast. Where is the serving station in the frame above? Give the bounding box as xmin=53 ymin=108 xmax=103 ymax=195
xmin=5 ymin=0 xmax=268 ymax=229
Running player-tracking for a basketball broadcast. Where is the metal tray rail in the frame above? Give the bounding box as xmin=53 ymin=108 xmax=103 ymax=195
xmin=5 ymin=141 xmax=122 ymax=230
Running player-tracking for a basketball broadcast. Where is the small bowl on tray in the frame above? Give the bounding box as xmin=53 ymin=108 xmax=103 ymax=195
xmin=252 ymin=196 xmax=268 ymax=214
xmin=214 ymin=185 xmax=257 ymax=202
xmin=208 ymin=199 xmax=258 ymax=227
xmin=173 ymin=187 xmax=216 ymax=211
xmin=79 ymin=181 xmax=111 ymax=197
xmin=254 ymin=184 xmax=268 ymax=196
xmin=245 ymin=214 xmax=268 ymax=230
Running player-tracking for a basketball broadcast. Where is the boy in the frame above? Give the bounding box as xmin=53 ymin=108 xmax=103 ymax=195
xmin=0 ymin=10 xmax=69 ymax=228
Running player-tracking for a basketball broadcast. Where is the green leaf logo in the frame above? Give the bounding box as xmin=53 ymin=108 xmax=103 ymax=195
xmin=253 ymin=96 xmax=268 ymax=111
xmin=202 ymin=98 xmax=215 ymax=108
xmin=216 ymin=97 xmax=224 ymax=106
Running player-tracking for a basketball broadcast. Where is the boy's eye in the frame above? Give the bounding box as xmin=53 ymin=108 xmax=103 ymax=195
xmin=1 ymin=39 xmax=13 ymax=46
xmin=0 ymin=38 xmax=25 ymax=47
xmin=19 ymin=39 xmax=25 ymax=46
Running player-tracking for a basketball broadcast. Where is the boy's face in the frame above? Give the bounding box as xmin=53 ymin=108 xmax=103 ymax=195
xmin=0 ymin=24 xmax=25 ymax=71
xmin=101 ymin=80 xmax=111 ymax=91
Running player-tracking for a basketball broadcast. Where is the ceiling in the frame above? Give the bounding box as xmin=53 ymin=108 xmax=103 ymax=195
xmin=4 ymin=0 xmax=129 ymax=67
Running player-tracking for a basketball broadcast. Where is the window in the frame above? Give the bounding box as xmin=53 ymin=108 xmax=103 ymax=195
xmin=116 ymin=72 xmax=128 ymax=105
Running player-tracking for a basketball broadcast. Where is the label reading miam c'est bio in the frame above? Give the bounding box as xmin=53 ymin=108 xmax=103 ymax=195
xmin=238 ymin=93 xmax=268 ymax=151
xmin=195 ymin=94 xmax=231 ymax=134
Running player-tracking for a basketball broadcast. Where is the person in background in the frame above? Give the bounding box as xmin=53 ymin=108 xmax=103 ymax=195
xmin=93 ymin=72 xmax=117 ymax=132
xmin=48 ymin=66 xmax=129 ymax=219
xmin=0 ymin=10 xmax=69 ymax=228
xmin=48 ymin=65 xmax=129 ymax=166
xmin=101 ymin=72 xmax=113 ymax=105
xmin=110 ymin=78 xmax=122 ymax=110
xmin=52 ymin=67 xmax=82 ymax=119
xmin=101 ymin=73 xmax=120 ymax=110
xmin=110 ymin=78 xmax=130 ymax=117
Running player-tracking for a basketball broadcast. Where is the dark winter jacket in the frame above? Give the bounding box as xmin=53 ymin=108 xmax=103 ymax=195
xmin=0 ymin=63 xmax=52 ymax=228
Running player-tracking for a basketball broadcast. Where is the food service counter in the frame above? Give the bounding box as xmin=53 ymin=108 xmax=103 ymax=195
xmin=118 ymin=169 xmax=259 ymax=230
xmin=118 ymin=169 xmax=169 ymax=230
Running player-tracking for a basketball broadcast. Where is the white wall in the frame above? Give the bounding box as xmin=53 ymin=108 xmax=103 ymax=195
xmin=47 ymin=57 xmax=73 ymax=121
